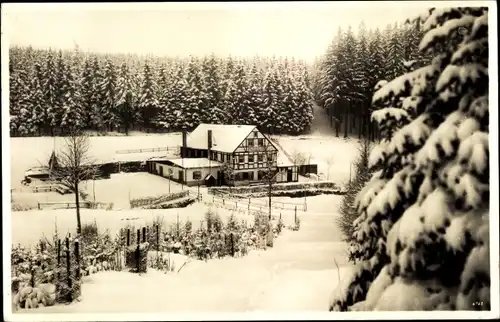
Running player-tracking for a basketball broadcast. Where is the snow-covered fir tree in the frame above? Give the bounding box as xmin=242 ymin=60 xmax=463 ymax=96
xmin=59 ymin=60 xmax=83 ymax=131
xmin=202 ymin=55 xmax=227 ymax=124
xmin=28 ymin=63 xmax=47 ymax=135
xmin=183 ymin=57 xmax=204 ymax=130
xmin=137 ymin=61 xmax=159 ymax=131
xmin=90 ymin=57 xmax=105 ymax=130
xmin=100 ymin=59 xmax=119 ymax=131
xmin=115 ymin=62 xmax=137 ymax=134
xmin=225 ymin=62 xmax=249 ymax=125
xmin=43 ymin=51 xmax=60 ymax=134
xmin=329 ymin=7 xmax=490 ymax=312
xmin=155 ymin=64 xmax=173 ymax=131
xmin=168 ymin=64 xmax=190 ymax=131
xmin=261 ymin=66 xmax=281 ymax=134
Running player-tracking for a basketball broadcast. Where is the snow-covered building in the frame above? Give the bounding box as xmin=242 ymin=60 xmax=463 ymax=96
xmin=147 ymin=124 xmax=298 ymax=187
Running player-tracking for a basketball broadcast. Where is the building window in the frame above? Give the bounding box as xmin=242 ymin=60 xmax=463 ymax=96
xmin=242 ymin=172 xmax=249 ymax=180
xmin=258 ymin=138 xmax=264 ymax=146
xmin=249 ymin=171 xmax=254 ymax=180
xmin=239 ymin=155 xmax=245 ymax=163
xmin=258 ymin=154 xmax=264 ymax=162
xmin=248 ymin=154 xmax=254 ymax=163
xmin=193 ymin=171 xmax=202 ymax=180
xmin=254 ymin=131 xmax=258 ymax=138
xmin=217 ymin=152 xmax=222 ymax=162
xmin=248 ymin=139 xmax=254 ymax=147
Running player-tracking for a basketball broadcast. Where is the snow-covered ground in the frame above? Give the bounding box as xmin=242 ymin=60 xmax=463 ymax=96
xmin=8 ymin=130 xmax=359 ymax=314
xmin=9 ymin=133 xmax=182 ymax=190
xmin=273 ymin=135 xmax=359 ymax=187
xmin=12 ymin=172 xmax=188 ymax=210
xmin=13 ymin=195 xmax=351 ymax=313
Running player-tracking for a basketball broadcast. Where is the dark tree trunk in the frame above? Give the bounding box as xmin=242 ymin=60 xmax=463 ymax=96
xmin=344 ymin=104 xmax=349 ymax=138
xmin=75 ymin=182 xmax=82 ymax=235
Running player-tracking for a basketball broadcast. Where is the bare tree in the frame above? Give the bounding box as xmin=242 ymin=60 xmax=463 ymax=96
xmin=51 ymin=131 xmax=97 ymax=236
xmin=262 ymin=145 xmax=278 ymax=221
xmin=290 ymin=150 xmax=307 ymax=176
xmin=220 ymin=161 xmax=235 ymax=194
xmin=326 ymin=156 xmax=335 ymax=181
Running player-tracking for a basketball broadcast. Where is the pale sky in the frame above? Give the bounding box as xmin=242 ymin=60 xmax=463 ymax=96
xmin=1 ymin=2 xmax=466 ymax=62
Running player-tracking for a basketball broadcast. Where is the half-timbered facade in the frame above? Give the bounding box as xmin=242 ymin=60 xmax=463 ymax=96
xmin=150 ymin=124 xmax=298 ymax=186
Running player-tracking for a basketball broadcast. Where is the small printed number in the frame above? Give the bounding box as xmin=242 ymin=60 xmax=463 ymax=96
xmin=472 ymin=301 xmax=484 ymax=306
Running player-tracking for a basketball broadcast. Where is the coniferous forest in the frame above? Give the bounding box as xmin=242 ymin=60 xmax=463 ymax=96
xmin=9 ymin=50 xmax=314 ymax=136
xmin=312 ymin=19 xmax=432 ymax=140
xmin=9 ymin=18 xmax=429 ymax=139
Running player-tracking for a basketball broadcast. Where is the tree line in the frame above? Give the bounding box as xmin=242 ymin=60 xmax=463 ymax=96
xmin=9 ymin=47 xmax=314 ymax=137
xmin=312 ymin=19 xmax=432 ymax=140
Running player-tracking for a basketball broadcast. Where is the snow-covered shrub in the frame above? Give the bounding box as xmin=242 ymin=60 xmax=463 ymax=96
xmin=329 ymin=7 xmax=490 ymax=311
xmin=337 ymin=138 xmax=374 ymax=242
xmin=125 ymin=242 xmax=149 ymax=273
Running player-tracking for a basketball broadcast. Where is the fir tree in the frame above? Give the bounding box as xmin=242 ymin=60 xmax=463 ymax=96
xmin=329 ymin=7 xmax=489 ymax=312
xmin=137 ymin=61 xmax=159 ymax=131
xmin=28 ymin=63 xmax=47 ymax=135
xmin=43 ymin=51 xmax=60 ymax=134
xmin=202 ymin=55 xmax=226 ymax=124
xmin=100 ymin=59 xmax=118 ymax=131
xmin=115 ymin=62 xmax=137 ymax=134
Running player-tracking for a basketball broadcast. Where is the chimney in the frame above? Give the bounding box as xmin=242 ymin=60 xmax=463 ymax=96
xmin=207 ymin=130 xmax=213 ymax=150
xmin=182 ymin=131 xmax=187 ymax=158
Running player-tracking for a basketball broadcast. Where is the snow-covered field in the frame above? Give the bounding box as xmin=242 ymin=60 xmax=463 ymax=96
xmin=273 ymin=135 xmax=360 ymax=186
xmin=8 ymin=131 xmax=359 ymax=314
xmin=9 ymin=133 xmax=182 ymax=190
xmin=12 ymin=172 xmax=188 ymax=210
xmin=12 ymin=195 xmax=351 ymax=314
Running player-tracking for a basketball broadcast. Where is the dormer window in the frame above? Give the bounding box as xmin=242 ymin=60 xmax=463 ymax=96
xmin=248 ymin=139 xmax=254 ymax=147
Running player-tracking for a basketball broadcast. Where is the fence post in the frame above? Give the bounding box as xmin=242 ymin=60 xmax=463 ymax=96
xmin=66 ymin=237 xmax=72 ymax=302
xmin=137 ymin=229 xmax=140 ymax=245
xmin=248 ymin=198 xmax=251 ymax=211
xmin=294 ymin=206 xmax=297 ymax=224
xmin=142 ymin=227 xmax=146 ymax=243
xmin=213 ymin=195 xmax=215 ymax=202
xmin=127 ymin=229 xmax=130 ymax=247
xmin=75 ymin=240 xmax=80 ymax=280
xmin=223 ymin=198 xmax=225 ymax=206
xmin=38 ymin=202 xmax=40 ymax=210
xmin=135 ymin=245 xmax=140 ymax=272
xmin=156 ymin=224 xmax=160 ymax=251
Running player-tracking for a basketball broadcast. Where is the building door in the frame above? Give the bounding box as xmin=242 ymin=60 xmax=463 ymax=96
xmin=159 ymin=166 xmax=163 ymax=177
xmin=178 ymin=170 xmax=183 ymax=183
xmin=287 ymin=168 xmax=293 ymax=182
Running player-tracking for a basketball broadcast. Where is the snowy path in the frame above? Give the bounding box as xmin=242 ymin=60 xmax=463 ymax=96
xmin=18 ymin=199 xmax=350 ymax=313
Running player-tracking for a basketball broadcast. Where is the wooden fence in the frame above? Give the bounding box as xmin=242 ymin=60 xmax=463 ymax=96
xmin=204 ymin=192 xmax=307 ymax=211
xmin=202 ymin=193 xmax=303 ymax=221
xmin=130 ymin=190 xmax=190 ymax=209
xmin=32 ymin=184 xmax=70 ymax=194
xmin=115 ymin=146 xmax=179 ymax=154
xmin=37 ymin=201 xmax=111 ymax=210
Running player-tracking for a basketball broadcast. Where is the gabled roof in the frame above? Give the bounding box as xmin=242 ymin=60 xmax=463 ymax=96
xmin=186 ymin=124 xmax=257 ymax=153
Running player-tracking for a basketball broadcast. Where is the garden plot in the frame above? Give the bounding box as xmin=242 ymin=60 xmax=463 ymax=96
xmin=10 ymin=202 xmax=280 ymax=247
xmin=12 ymin=196 xmax=351 ymax=314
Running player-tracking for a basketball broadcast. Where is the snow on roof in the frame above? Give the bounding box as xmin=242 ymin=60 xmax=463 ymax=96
xmin=167 ymin=158 xmax=222 ymax=169
xmin=277 ymin=152 xmax=295 ymax=167
xmin=186 ymin=124 xmax=257 ymax=153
